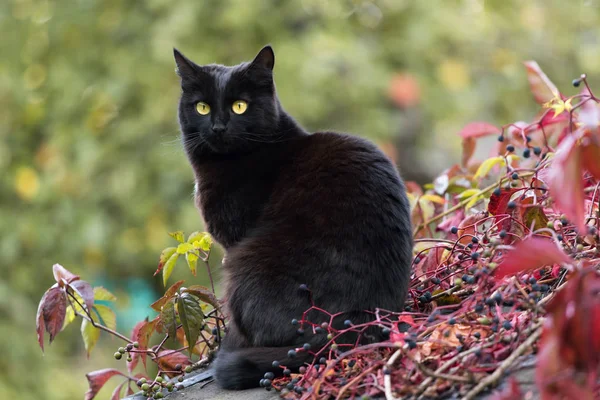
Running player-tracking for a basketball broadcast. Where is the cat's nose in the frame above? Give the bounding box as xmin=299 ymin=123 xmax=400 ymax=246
xmin=211 ymin=123 xmax=227 ymax=134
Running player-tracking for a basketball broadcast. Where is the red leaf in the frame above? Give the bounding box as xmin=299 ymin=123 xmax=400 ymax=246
xmin=458 ymin=122 xmax=500 ymax=139
xmin=461 ymin=137 xmax=476 ymax=168
xmin=36 ymin=286 xmax=67 ymax=351
xmin=547 ymin=134 xmax=586 ymax=233
xmin=156 ymin=350 xmax=192 ymax=374
xmin=576 ymin=97 xmax=600 ymax=133
xmin=436 ymin=209 xmax=464 ymax=233
xmin=69 ymin=280 xmax=94 ymax=313
xmin=127 ymin=319 xmax=146 ymax=373
xmin=85 ymin=368 xmax=126 ymax=400
xmin=52 ymin=263 xmax=79 ymax=286
xmin=494 ymin=237 xmax=572 ymax=279
xmin=581 ymin=136 xmax=600 ymax=180
xmin=488 ymin=188 xmax=519 ymax=216
xmin=405 ymin=181 xmax=422 ymax=196
xmin=110 ymin=380 xmax=127 ymax=400
xmin=150 ymin=280 xmax=185 ymax=312
xmin=456 ymin=212 xmax=487 ymax=245
xmin=419 ymin=246 xmax=446 ymax=277
xmin=136 ymin=317 xmax=158 ymax=370
xmin=524 ymin=61 xmax=563 ymax=104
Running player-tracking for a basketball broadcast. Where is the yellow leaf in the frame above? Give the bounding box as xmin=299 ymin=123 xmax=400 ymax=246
xmin=15 ymin=166 xmax=40 ymax=200
xmin=197 ymin=235 xmax=212 ymax=252
xmin=407 ymin=192 xmax=417 ymax=210
xmin=458 ymin=188 xmax=482 ymax=199
xmin=473 ymin=156 xmax=505 ymax=180
xmin=544 ymin=98 xmax=573 ymax=118
xmin=176 ymin=242 xmax=194 ymax=254
xmin=81 ymin=315 xmax=100 ymax=358
xmin=93 ymin=304 xmax=116 ymax=331
xmin=420 ymin=194 xmax=445 ymax=205
xmin=93 ymin=287 xmax=116 ymax=302
xmin=169 ymin=231 xmax=185 ymax=243
xmin=62 ymin=305 xmax=76 ymax=330
xmin=465 ymin=191 xmax=484 ymax=209
xmin=186 ymin=252 xmax=198 ymax=276
xmin=162 ymin=252 xmax=180 ymax=287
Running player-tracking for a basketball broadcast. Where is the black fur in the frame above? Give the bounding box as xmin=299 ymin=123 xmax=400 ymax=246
xmin=174 ymin=45 xmax=413 ymax=390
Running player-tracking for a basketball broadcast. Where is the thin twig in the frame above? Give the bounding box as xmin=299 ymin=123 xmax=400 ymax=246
xmin=384 ymin=348 xmax=404 ymax=400
xmin=66 ymin=290 xmax=133 ymax=344
xmin=461 ymin=321 xmax=543 ymax=400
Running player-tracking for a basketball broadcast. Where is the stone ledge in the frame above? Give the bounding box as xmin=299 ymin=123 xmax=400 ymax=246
xmin=124 ymin=355 xmax=538 ymax=400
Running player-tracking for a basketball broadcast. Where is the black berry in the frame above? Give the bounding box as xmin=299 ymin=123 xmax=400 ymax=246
xmin=451 ymin=226 xmax=458 ymax=234
xmin=288 ymin=349 xmax=297 ymax=358
xmin=493 ymin=187 xmax=502 ymax=196
xmin=507 ymin=201 xmax=516 ymax=209
xmin=573 ymin=78 xmax=581 ymax=87
xmin=506 ymin=145 xmax=515 ymax=152
xmin=497 ymin=135 xmax=504 ymax=142
xmin=533 ymin=146 xmax=541 ymax=156
xmin=523 ymin=148 xmax=531 ymax=158
xmin=264 ymin=372 xmax=275 ymax=380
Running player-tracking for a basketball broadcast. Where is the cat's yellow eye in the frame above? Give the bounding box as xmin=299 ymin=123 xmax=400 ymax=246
xmin=232 ymin=100 xmax=248 ymax=115
xmin=196 ymin=102 xmax=210 ymax=115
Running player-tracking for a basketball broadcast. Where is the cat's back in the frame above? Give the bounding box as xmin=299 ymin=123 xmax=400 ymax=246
xmin=281 ymin=131 xmax=406 ymax=205
xmin=268 ymin=131 xmax=410 ymax=237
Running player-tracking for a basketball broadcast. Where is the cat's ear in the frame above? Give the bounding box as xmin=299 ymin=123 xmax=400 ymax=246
xmin=173 ymin=48 xmax=198 ymax=78
xmin=251 ymin=45 xmax=275 ymax=71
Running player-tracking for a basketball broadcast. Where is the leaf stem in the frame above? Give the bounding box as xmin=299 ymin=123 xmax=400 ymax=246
xmin=66 ymin=290 xmax=133 ymax=344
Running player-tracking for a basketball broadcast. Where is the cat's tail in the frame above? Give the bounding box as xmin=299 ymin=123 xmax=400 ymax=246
xmin=213 ymin=344 xmax=318 ymax=390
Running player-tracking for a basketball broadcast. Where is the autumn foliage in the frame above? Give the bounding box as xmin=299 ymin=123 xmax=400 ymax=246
xmin=36 ymin=62 xmax=600 ymax=400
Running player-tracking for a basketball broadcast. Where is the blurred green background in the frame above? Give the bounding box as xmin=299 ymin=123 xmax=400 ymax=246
xmin=2 ymin=0 xmax=599 ymax=398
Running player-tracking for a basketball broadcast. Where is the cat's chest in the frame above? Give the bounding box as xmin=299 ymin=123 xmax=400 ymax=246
xmin=194 ymin=168 xmax=274 ymax=248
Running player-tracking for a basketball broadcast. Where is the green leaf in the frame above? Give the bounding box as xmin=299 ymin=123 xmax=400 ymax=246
xmin=159 ymin=300 xmax=177 ymax=340
xmin=186 ymin=252 xmax=198 ymax=276
xmin=150 ymin=280 xmax=185 ymax=312
xmin=523 ymin=205 xmax=550 ymax=232
xmin=169 ymin=231 xmax=185 ymax=243
xmin=162 ymin=252 xmax=180 ymax=287
xmin=177 ymin=293 xmax=204 ymax=355
xmin=183 ymin=285 xmax=221 ymax=311
xmin=176 ymin=242 xmax=194 ymax=254
xmin=81 ymin=314 xmax=101 ymax=358
xmin=154 ymin=247 xmax=177 ymax=276
xmin=93 ymin=287 xmax=116 ymax=302
xmin=93 ymin=304 xmax=116 ymax=331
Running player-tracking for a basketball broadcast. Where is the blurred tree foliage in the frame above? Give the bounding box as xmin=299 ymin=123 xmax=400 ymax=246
xmin=1 ymin=0 xmax=599 ymax=398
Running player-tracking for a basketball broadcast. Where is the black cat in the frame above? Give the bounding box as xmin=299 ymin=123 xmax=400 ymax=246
xmin=174 ymin=45 xmax=413 ymax=390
